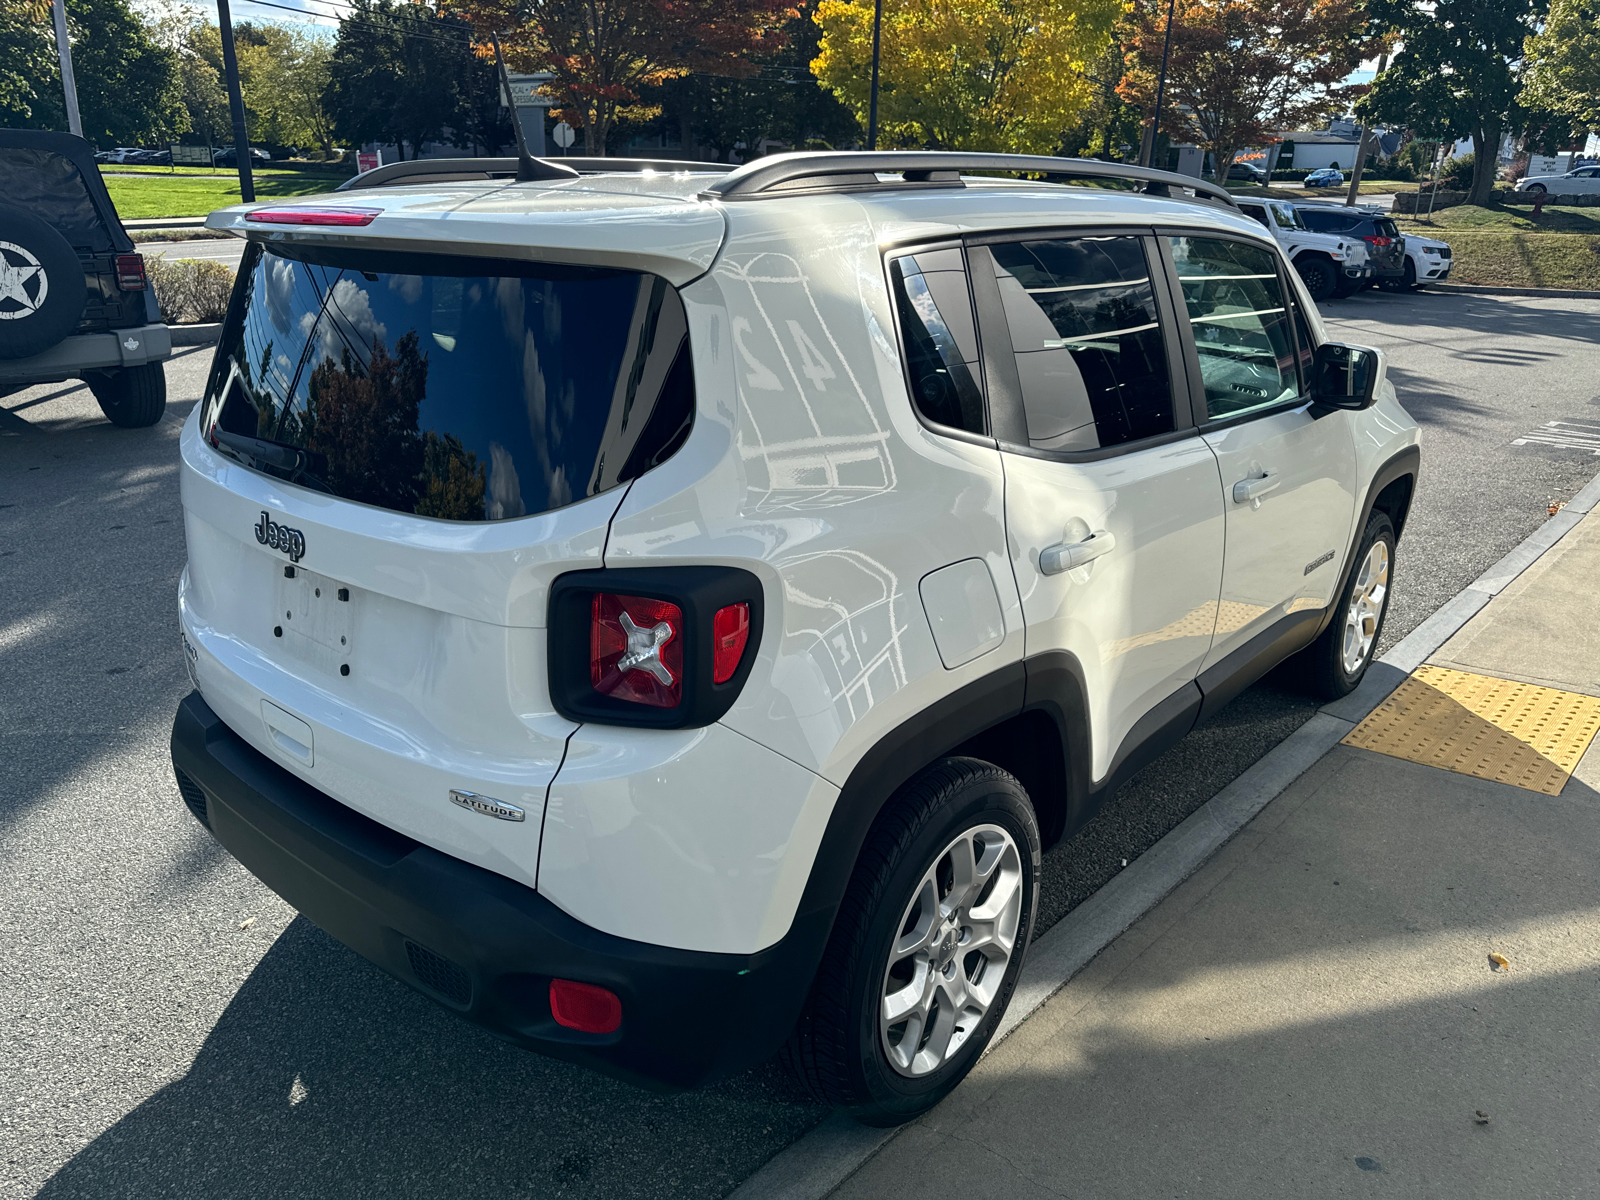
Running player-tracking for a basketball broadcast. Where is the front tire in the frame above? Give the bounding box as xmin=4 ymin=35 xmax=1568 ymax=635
xmin=782 ymin=757 xmax=1040 ymax=1126
xmin=1298 ymin=509 xmax=1395 ymax=700
xmin=88 ymin=362 xmax=167 ymax=428
xmin=1296 ymin=257 xmax=1336 ymax=301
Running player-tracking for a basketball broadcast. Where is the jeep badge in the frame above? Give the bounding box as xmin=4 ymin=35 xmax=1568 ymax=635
xmin=254 ymin=511 xmax=306 ymax=562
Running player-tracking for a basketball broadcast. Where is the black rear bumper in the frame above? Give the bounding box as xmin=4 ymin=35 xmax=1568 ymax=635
xmin=170 ymin=692 xmax=830 ymax=1090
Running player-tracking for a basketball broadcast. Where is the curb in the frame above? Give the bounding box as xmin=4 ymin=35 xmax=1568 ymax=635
xmin=170 ymin=323 xmax=222 ymax=347
xmin=1430 ymin=282 xmax=1600 ymax=300
xmin=124 ymin=217 xmax=209 ymax=229
xmin=727 ymin=465 xmax=1600 ymax=1200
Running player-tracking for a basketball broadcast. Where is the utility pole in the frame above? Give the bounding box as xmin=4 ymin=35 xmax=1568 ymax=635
xmin=867 ymin=0 xmax=883 ymax=150
xmin=1140 ymin=0 xmax=1178 ymax=169
xmin=216 ymin=0 xmax=255 ymax=202
xmin=1344 ymin=51 xmax=1388 ymax=207
xmin=50 ymin=0 xmax=82 ymax=137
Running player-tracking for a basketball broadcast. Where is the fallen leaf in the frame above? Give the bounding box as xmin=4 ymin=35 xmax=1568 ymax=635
xmin=1474 ymin=1110 xmax=1490 ymax=1124
xmin=1550 ymin=501 xmax=1567 ymax=516
xmin=1488 ymin=952 xmax=1510 ymax=972
xmin=239 ymin=917 xmax=257 ymax=930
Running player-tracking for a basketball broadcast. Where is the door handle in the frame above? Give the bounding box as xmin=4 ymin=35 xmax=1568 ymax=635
xmin=1040 ymin=531 xmax=1116 ymax=575
xmin=1232 ymin=471 xmax=1280 ymax=508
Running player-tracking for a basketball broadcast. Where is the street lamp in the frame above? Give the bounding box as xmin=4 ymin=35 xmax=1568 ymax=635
xmin=1140 ymin=0 xmax=1178 ymax=169
xmin=868 ymin=0 xmax=883 ymax=150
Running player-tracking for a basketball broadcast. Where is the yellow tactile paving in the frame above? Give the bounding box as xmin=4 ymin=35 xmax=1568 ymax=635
xmin=1342 ymin=664 xmax=1600 ymax=795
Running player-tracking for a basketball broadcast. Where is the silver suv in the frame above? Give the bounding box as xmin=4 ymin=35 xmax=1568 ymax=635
xmin=169 ymin=152 xmax=1420 ymax=1125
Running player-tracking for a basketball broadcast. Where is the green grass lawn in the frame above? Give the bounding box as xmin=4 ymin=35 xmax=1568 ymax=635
xmin=104 ymin=172 xmax=339 ymax=218
xmin=1391 ymin=203 xmax=1600 ymax=289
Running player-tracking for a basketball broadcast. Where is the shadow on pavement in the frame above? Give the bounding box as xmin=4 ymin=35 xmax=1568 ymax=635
xmin=35 ymin=918 xmax=826 ymax=1200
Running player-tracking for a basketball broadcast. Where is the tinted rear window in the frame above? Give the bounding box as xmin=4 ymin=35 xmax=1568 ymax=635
xmin=204 ymin=243 xmax=694 ymax=522
xmin=0 ymin=147 xmax=113 ymax=252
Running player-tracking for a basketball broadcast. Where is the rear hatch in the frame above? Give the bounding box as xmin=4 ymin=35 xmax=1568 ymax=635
xmin=179 ymin=184 xmax=723 ymax=885
xmin=0 ymin=129 xmax=155 ymax=332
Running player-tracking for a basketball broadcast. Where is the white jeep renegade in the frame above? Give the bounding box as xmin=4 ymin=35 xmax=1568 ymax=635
xmin=170 ymin=151 xmax=1420 ymax=1126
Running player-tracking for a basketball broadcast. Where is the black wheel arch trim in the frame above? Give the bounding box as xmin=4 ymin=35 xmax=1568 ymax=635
xmin=1314 ymin=443 xmax=1419 ymax=641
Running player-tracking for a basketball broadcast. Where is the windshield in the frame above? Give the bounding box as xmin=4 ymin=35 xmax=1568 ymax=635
xmin=203 ymin=243 xmax=694 ymax=522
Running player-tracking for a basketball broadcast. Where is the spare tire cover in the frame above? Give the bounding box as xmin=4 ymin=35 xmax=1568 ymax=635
xmin=0 ymin=203 xmax=89 ymax=360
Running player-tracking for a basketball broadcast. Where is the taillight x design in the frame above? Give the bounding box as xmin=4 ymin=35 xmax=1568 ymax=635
xmin=591 ymin=593 xmax=684 ymax=708
xmin=549 ymin=567 xmax=763 ymax=728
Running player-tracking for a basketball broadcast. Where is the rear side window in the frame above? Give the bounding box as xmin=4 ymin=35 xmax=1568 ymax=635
xmin=1298 ymin=209 xmax=1356 ymax=234
xmin=1376 ymin=219 xmax=1400 ymax=239
xmin=890 ymin=249 xmax=985 ymax=434
xmin=988 ymin=236 xmax=1174 ymax=452
xmin=1238 ymin=204 xmax=1270 ymax=229
xmin=1169 ymin=236 xmax=1298 ymax=420
xmin=205 ymin=243 xmax=693 ymax=522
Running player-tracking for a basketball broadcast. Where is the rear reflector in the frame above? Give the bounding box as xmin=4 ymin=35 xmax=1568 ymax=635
xmin=591 ymin=592 xmax=683 ymax=708
xmin=245 ymin=207 xmax=381 ymax=226
xmin=712 ymin=602 xmax=750 ymax=683
xmin=114 ymin=253 xmax=146 ymax=291
xmin=549 ymin=979 xmax=622 ymax=1033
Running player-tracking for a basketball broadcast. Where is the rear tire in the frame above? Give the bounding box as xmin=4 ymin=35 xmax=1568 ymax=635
xmin=1296 ymin=257 xmax=1336 ymax=301
xmin=781 ymin=757 xmax=1040 ymax=1126
xmin=88 ymin=362 xmax=167 ymax=428
xmin=1297 ymin=509 xmax=1395 ymax=700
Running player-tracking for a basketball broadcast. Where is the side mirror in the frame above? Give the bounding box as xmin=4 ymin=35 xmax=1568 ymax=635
xmin=1312 ymin=342 xmax=1383 ymax=410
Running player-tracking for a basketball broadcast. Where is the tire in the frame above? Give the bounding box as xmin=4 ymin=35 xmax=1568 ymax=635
xmin=1296 ymin=256 xmax=1336 ymax=301
xmin=88 ymin=362 xmax=167 ymax=428
xmin=1404 ymin=260 xmax=1419 ymax=290
xmin=1380 ymin=263 xmax=1412 ymax=292
xmin=781 ymin=757 xmax=1040 ymax=1126
xmin=0 ymin=204 xmax=88 ymax=360
xmin=1526 ymin=184 xmax=1546 ymax=194
xmin=1297 ymin=509 xmax=1395 ymax=700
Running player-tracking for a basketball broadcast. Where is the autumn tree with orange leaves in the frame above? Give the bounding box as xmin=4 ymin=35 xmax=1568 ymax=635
xmin=455 ymin=0 xmax=794 ymax=154
xmin=1118 ymin=0 xmax=1372 ymax=181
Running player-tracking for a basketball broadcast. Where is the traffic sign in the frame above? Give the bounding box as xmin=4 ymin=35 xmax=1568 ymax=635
xmin=552 ymin=122 xmax=575 ymax=150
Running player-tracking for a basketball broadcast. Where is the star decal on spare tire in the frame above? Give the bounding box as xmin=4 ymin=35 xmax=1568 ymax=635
xmin=0 ymin=241 xmax=48 ymax=320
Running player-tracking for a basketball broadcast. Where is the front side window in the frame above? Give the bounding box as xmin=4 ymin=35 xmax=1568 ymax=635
xmin=989 ymin=235 xmax=1175 ymax=452
xmin=1270 ymin=204 xmax=1298 ymax=230
xmin=890 ymin=248 xmax=985 ymax=434
xmin=1169 ymin=236 xmax=1299 ymax=420
xmin=204 ymin=243 xmax=693 ymax=521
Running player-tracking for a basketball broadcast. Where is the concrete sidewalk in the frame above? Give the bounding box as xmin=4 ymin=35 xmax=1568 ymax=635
xmin=832 ymin=512 xmax=1600 ymax=1198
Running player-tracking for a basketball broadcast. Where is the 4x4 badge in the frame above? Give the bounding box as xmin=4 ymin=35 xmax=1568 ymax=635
xmin=255 ymin=510 xmax=306 ymax=562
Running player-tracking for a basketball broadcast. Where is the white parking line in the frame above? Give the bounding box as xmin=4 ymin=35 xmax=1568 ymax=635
xmin=1513 ymin=419 xmax=1600 ymax=455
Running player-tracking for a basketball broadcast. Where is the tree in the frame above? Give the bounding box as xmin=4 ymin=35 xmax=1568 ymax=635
xmin=1359 ymin=0 xmax=1547 ymax=205
xmin=1522 ymin=0 xmax=1600 ymax=138
xmin=0 ymin=0 xmax=57 ymax=125
xmin=654 ymin=2 xmax=858 ymax=159
xmin=0 ymin=0 xmax=186 ymax=144
xmin=811 ymin=0 xmax=1123 ymax=153
xmin=1059 ymin=41 xmax=1146 ymax=160
xmin=323 ymin=0 xmax=471 ymax=159
xmin=1117 ymin=0 xmax=1369 ymax=186
xmin=457 ymin=0 xmax=793 ymax=156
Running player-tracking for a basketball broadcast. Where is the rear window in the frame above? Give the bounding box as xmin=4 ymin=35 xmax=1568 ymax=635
xmin=1376 ymin=219 xmax=1400 ymax=238
xmin=203 ymin=243 xmax=694 ymax=522
xmin=0 ymin=147 xmax=113 ymax=252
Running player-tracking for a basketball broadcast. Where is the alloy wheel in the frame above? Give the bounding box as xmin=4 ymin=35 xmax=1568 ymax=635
xmin=879 ymin=824 xmax=1024 ymax=1078
xmin=1341 ymin=540 xmax=1390 ymax=676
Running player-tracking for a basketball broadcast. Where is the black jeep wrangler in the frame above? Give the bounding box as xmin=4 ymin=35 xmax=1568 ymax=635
xmin=0 ymin=128 xmax=171 ymax=427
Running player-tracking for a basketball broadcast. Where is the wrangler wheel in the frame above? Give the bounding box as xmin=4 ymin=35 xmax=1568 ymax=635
xmin=781 ymin=757 xmax=1040 ymax=1126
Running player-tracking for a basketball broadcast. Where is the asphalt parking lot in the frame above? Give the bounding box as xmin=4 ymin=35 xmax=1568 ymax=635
xmin=4 ymin=290 xmax=1599 ymax=1200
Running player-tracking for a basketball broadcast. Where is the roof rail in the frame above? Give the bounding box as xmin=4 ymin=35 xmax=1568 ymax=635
xmin=699 ymin=151 xmax=1238 ymax=208
xmin=335 ymin=156 xmax=728 ymax=192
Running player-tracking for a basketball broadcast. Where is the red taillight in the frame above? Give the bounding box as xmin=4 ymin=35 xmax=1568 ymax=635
xmin=1364 ymin=235 xmax=1392 ymax=247
xmin=549 ymin=979 xmax=622 ymax=1033
xmin=114 ymin=253 xmax=146 ymax=291
xmin=245 ymin=206 xmax=381 ymax=226
xmin=712 ymin=602 xmax=750 ymax=684
xmin=590 ymin=592 xmax=683 ymax=708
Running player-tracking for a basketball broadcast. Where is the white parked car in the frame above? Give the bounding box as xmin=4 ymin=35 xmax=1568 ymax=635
xmin=1396 ymin=231 xmax=1452 ymax=289
xmin=1233 ymin=196 xmax=1374 ymax=299
xmin=170 ymin=151 xmax=1421 ymax=1125
xmin=1516 ymin=165 xmax=1600 ymax=194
